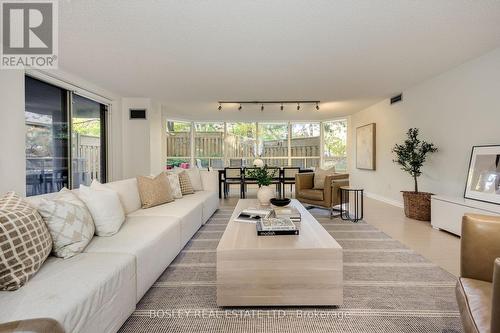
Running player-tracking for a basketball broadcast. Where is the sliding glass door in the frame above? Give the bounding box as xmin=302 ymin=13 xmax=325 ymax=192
xmin=25 ymin=77 xmax=69 ymax=196
xmin=71 ymin=94 xmax=107 ymax=188
xmin=25 ymin=76 xmax=108 ymax=196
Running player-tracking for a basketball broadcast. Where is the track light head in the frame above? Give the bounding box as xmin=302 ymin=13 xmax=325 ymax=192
xmin=280 ymin=103 xmax=284 ymax=111
xmin=316 ymin=102 xmax=320 ymax=111
xmin=238 ymin=104 xmax=242 ymax=111
xmin=218 ymin=103 xmax=222 ymax=111
xmin=261 ymin=104 xmax=264 ymax=112
xmin=297 ymin=103 xmax=300 ymax=111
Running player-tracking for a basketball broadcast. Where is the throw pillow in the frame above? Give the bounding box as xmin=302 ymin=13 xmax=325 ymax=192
xmin=0 ymin=192 xmax=52 ymax=291
xmin=137 ymin=173 xmax=174 ymax=209
xmin=78 ymin=181 xmax=125 ymax=236
xmin=173 ymin=167 xmax=203 ymax=191
xmin=166 ymin=173 xmax=183 ymax=199
xmin=36 ymin=188 xmax=95 ymax=259
xmin=177 ymin=171 xmax=195 ymax=195
xmin=313 ymin=167 xmax=336 ymax=189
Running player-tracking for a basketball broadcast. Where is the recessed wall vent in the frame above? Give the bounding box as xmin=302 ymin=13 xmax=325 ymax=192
xmin=390 ymin=94 xmax=403 ymax=105
xmin=129 ymin=109 xmax=147 ymax=119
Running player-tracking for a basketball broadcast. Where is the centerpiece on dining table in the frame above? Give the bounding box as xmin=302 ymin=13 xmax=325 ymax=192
xmin=247 ymin=159 xmax=278 ymax=206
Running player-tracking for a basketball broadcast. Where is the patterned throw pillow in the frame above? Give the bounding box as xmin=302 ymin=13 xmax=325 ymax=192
xmin=313 ymin=167 xmax=336 ymax=189
xmin=0 ymin=192 xmax=52 ymax=291
xmin=137 ymin=173 xmax=174 ymax=209
xmin=177 ymin=171 xmax=194 ymax=195
xmin=36 ymin=188 xmax=95 ymax=259
xmin=166 ymin=173 xmax=183 ymax=199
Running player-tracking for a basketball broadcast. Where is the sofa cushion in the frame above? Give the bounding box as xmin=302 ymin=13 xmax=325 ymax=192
xmin=78 ymin=181 xmax=125 ymax=236
xmin=190 ymin=191 xmax=219 ymax=224
xmin=136 ymin=173 xmax=174 ymax=209
xmin=456 ymin=277 xmax=492 ymax=333
xmin=103 ymin=178 xmax=141 ymax=214
xmin=200 ymin=170 xmax=219 ymax=192
xmin=313 ymin=167 xmax=335 ymax=189
xmin=0 ymin=252 xmax=136 ymax=333
xmin=0 ymin=192 xmax=52 ymax=291
xmin=129 ymin=198 xmax=203 ymax=247
xmin=35 ymin=189 xmax=95 ymax=259
xmin=299 ymin=189 xmax=324 ymax=201
xmin=85 ymin=215 xmax=181 ymax=301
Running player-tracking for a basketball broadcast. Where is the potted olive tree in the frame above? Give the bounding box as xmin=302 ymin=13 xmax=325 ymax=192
xmin=392 ymin=128 xmax=437 ymax=221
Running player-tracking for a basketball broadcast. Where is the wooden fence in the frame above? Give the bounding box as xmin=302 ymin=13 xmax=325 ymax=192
xmin=167 ymin=132 xmax=321 ymax=166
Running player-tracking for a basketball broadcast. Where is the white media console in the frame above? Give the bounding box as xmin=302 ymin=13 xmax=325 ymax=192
xmin=431 ymin=195 xmax=500 ymax=236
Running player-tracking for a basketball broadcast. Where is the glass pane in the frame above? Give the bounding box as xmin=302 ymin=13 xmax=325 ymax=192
xmin=291 ymin=123 xmax=320 ymax=158
xmin=25 ymin=76 xmax=69 ymax=196
xmin=258 ymin=123 xmax=288 ymax=160
xmin=166 ymin=120 xmax=191 ymax=169
xmin=194 ymin=122 xmax=224 ymax=169
xmin=226 ymin=122 xmax=257 ymax=158
xmin=261 ymin=158 xmax=288 ymax=167
xmin=323 ymin=120 xmax=347 ymax=172
xmin=72 ymin=94 xmax=106 ymax=187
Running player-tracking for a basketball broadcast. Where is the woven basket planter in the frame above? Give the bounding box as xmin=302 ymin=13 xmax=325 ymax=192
xmin=401 ymin=191 xmax=433 ymax=221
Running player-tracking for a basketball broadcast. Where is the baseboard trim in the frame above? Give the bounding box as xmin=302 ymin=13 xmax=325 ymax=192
xmin=364 ymin=191 xmax=404 ymax=208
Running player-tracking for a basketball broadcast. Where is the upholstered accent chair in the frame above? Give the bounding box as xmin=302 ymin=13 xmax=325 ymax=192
xmin=295 ymin=172 xmax=349 ymax=217
xmin=455 ymin=214 xmax=500 ymax=333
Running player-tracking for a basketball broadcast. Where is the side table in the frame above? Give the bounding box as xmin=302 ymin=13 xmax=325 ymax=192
xmin=339 ymin=187 xmax=364 ymax=222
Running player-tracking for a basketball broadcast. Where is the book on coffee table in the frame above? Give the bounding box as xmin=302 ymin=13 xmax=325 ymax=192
xmin=234 ymin=208 xmax=274 ymax=223
xmin=273 ymin=207 xmax=301 ymax=222
xmin=256 ymin=217 xmax=299 ymax=236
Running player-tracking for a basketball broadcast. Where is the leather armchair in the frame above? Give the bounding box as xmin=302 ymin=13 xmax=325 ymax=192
xmin=0 ymin=318 xmax=64 ymax=333
xmin=295 ymin=173 xmax=349 ymax=217
xmin=456 ymin=214 xmax=500 ymax=333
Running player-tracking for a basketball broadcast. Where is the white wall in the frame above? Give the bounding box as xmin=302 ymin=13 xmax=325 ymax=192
xmin=349 ymin=47 xmax=500 ymax=206
xmin=121 ymin=98 xmax=164 ymax=178
xmin=0 ymin=71 xmax=26 ymax=195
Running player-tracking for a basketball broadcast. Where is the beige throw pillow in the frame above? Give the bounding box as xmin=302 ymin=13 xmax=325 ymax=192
xmin=0 ymin=192 xmax=52 ymax=291
xmin=137 ymin=173 xmax=174 ymax=209
xmin=36 ymin=188 xmax=95 ymax=259
xmin=177 ymin=171 xmax=194 ymax=195
xmin=313 ymin=167 xmax=336 ymax=189
xmin=166 ymin=173 xmax=183 ymax=199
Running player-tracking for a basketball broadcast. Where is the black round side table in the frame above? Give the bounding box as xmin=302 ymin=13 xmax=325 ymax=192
xmin=339 ymin=187 xmax=364 ymax=223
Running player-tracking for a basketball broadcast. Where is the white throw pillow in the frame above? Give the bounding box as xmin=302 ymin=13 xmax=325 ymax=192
xmin=78 ymin=181 xmax=125 ymax=236
xmin=35 ymin=188 xmax=95 ymax=259
xmin=166 ymin=173 xmax=183 ymax=199
xmin=174 ymin=167 xmax=203 ymax=191
xmin=313 ymin=167 xmax=336 ymax=189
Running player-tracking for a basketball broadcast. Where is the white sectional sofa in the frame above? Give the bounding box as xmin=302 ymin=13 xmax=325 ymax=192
xmin=0 ymin=170 xmax=219 ymax=333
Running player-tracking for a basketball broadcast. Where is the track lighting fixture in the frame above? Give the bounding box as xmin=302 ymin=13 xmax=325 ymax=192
xmin=217 ymin=100 xmax=320 ymax=113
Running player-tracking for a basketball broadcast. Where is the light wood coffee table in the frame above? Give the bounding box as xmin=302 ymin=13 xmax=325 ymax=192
xmin=216 ymin=199 xmax=343 ymax=306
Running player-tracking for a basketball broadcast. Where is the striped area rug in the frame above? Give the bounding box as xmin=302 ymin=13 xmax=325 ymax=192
xmin=119 ymin=205 xmax=463 ymax=333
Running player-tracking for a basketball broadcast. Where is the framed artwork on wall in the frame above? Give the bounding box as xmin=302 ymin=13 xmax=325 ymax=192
xmin=464 ymin=145 xmax=500 ymax=205
xmin=356 ymin=123 xmax=376 ymax=170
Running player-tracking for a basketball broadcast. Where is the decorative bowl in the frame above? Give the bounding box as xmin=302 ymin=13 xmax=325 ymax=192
xmin=270 ymin=198 xmax=291 ymax=207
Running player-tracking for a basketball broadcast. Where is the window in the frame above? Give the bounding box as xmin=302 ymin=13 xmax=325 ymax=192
xmin=25 ymin=76 xmax=108 ymax=196
xmin=225 ymin=122 xmax=257 ymax=167
xmin=258 ymin=123 xmax=288 ymax=167
xmin=291 ymin=123 xmax=320 ymax=168
xmin=323 ymin=120 xmax=347 ymax=172
xmin=194 ymin=122 xmax=224 ymax=169
xmin=166 ymin=120 xmax=192 ymax=168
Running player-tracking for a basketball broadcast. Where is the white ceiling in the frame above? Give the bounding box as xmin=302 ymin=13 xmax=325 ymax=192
xmin=58 ymin=0 xmax=500 ymax=120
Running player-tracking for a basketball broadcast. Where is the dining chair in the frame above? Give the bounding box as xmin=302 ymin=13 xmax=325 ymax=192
xmin=223 ymin=167 xmax=243 ymax=198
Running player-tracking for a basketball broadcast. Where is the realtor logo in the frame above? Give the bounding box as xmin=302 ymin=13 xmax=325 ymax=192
xmin=1 ymin=0 xmax=58 ymax=68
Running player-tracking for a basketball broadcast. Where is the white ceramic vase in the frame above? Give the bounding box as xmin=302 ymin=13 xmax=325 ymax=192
xmin=257 ymin=185 xmax=274 ymax=206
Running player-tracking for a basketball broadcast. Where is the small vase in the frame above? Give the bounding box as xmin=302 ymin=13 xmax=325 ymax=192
xmin=257 ymin=185 xmax=274 ymax=206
